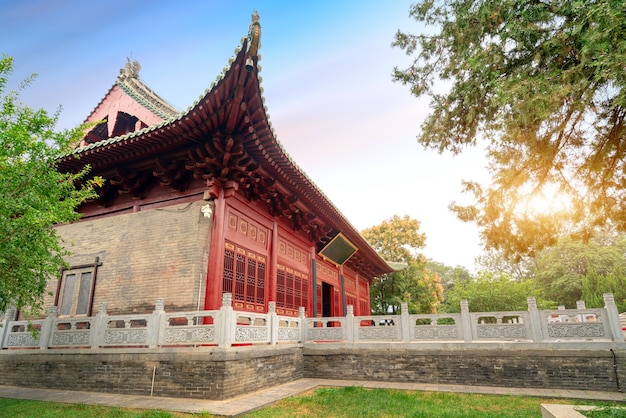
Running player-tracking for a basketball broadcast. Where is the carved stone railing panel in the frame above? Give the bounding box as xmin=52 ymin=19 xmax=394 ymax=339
xmin=235 ymin=326 xmax=268 ymax=342
xmin=409 ymin=314 xmax=463 ymax=341
xmin=163 ymin=326 xmax=216 ymax=344
xmin=469 ymin=311 xmax=532 ymax=341
xmin=476 ymin=324 xmax=527 ymax=339
xmin=306 ymin=327 xmax=344 ymax=341
xmin=5 ymin=332 xmax=39 ymax=348
xmin=276 ymin=316 xmax=302 ymax=342
xmin=547 ymin=323 xmax=606 ymax=339
xmin=103 ymin=329 xmax=149 ymax=345
xmin=50 ymin=330 xmax=91 ymax=346
xmin=358 ymin=325 xmax=399 ymax=341
xmin=540 ymin=308 xmax=611 ymax=341
xmin=2 ymin=320 xmax=42 ymax=348
xmin=414 ymin=325 xmax=459 ymax=340
xmin=49 ymin=318 xmax=94 ymax=347
xmin=278 ymin=327 xmax=300 ymax=341
xmin=100 ymin=314 xmax=151 ymax=346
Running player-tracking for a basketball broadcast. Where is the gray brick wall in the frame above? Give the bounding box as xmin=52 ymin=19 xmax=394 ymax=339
xmin=48 ymin=200 xmax=213 ymax=315
xmin=0 ymin=346 xmax=623 ymax=399
xmin=303 ymin=346 xmax=626 ymax=392
xmin=0 ymin=347 xmax=302 ymax=400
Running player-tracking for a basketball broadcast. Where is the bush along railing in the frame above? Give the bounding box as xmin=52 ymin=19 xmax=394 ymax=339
xmin=0 ymin=293 xmax=624 ymax=350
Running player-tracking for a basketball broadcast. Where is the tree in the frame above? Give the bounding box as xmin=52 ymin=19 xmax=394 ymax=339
xmin=442 ymin=271 xmax=551 ymax=313
xmin=426 ymin=260 xmax=472 ymax=292
xmin=581 ymin=267 xmax=626 ymax=313
xmin=533 ymin=234 xmax=626 ymax=308
xmin=393 ymin=1 xmax=626 ymax=259
xmin=362 ymin=215 xmax=443 ymax=314
xmin=0 ymin=55 xmax=98 ymax=316
xmin=475 ymin=249 xmax=534 ymax=282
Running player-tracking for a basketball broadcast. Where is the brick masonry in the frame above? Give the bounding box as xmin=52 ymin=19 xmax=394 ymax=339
xmin=303 ymin=345 xmax=626 ymax=392
xmin=0 ymin=346 xmax=303 ymax=400
xmin=49 ymin=200 xmax=212 ymax=316
xmin=0 ymin=345 xmax=623 ymax=399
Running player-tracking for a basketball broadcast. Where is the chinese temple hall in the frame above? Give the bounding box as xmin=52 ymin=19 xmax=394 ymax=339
xmin=49 ymin=12 xmax=393 ymax=321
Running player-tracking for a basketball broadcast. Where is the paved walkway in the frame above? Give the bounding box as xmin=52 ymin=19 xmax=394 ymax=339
xmin=1 ymin=380 xmax=624 ymax=417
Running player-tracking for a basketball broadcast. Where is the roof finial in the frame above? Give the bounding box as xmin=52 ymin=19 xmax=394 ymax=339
xmin=247 ymin=11 xmax=261 ymax=57
xmin=120 ymin=57 xmax=141 ymax=80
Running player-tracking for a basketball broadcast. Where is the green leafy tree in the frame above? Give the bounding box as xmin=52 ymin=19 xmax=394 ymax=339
xmin=581 ymin=267 xmax=626 ymax=313
xmin=362 ymin=215 xmax=443 ymax=314
xmin=426 ymin=260 xmax=472 ymax=293
xmin=534 ymin=235 xmax=626 ymax=308
xmin=0 ymin=55 xmax=98 ymax=316
xmin=393 ymin=1 xmax=626 ymax=259
xmin=442 ymin=271 xmax=551 ymax=313
xmin=475 ymin=249 xmax=534 ymax=282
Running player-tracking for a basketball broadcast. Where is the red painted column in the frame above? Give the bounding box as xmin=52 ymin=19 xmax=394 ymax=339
xmin=267 ymin=221 xmax=279 ymax=308
xmin=204 ymin=184 xmax=226 ymax=311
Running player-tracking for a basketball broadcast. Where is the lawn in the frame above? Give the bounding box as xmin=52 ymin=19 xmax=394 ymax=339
xmin=0 ymin=387 xmax=622 ymax=418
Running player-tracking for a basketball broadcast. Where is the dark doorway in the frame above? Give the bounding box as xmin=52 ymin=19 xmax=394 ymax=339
xmin=322 ymin=282 xmax=333 ymax=317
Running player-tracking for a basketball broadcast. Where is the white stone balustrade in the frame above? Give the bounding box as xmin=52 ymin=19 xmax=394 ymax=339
xmin=1 ymin=294 xmax=624 ymax=350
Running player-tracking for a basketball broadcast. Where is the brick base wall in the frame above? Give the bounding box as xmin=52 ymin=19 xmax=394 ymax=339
xmin=0 ymin=345 xmax=623 ymax=399
xmin=0 ymin=346 xmax=302 ymax=400
xmin=303 ymin=345 xmax=626 ymax=392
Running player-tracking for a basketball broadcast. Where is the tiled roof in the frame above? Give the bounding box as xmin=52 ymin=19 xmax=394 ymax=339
xmin=58 ymin=15 xmax=393 ymax=278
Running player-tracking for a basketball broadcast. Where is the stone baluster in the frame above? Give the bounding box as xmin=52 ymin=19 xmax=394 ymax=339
xmin=527 ymin=297 xmax=543 ymax=342
xmin=38 ymin=306 xmax=58 ymax=350
xmin=400 ymin=302 xmax=410 ymax=342
xmin=150 ymin=298 xmax=165 ymax=348
xmin=269 ymin=302 xmax=278 ymax=345
xmin=345 ymin=305 xmax=355 ymax=343
xmin=460 ymin=300 xmax=473 ymax=343
xmin=298 ymin=307 xmax=306 ymax=343
xmin=576 ymin=300 xmax=586 ymax=323
xmin=0 ymin=308 xmax=16 ymax=349
xmin=603 ymin=293 xmax=624 ymax=343
xmin=218 ymin=293 xmax=234 ymax=347
xmin=91 ymin=302 xmax=108 ymax=348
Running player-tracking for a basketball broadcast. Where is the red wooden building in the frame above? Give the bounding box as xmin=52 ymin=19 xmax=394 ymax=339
xmin=51 ymin=14 xmax=392 ymax=319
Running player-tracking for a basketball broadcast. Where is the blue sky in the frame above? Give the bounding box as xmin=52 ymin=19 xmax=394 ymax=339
xmin=1 ymin=0 xmax=488 ymax=271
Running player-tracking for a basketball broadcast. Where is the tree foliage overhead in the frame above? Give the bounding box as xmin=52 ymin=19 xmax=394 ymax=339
xmin=0 ymin=55 xmax=98 ymax=315
xmin=362 ymin=215 xmax=443 ymax=314
xmin=394 ymin=1 xmax=626 ymax=258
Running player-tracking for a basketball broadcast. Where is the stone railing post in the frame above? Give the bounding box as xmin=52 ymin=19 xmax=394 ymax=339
xmin=149 ymin=298 xmax=165 ymax=348
xmin=345 ymin=305 xmax=355 ymax=343
xmin=269 ymin=302 xmax=278 ymax=345
xmin=298 ymin=307 xmax=306 ymax=343
xmin=527 ymin=297 xmax=543 ymax=342
xmin=0 ymin=308 xmax=16 ymax=348
xmin=91 ymin=302 xmax=108 ymax=348
xmin=218 ymin=293 xmax=234 ymax=347
xmin=38 ymin=306 xmax=57 ymax=350
xmin=400 ymin=302 xmax=410 ymax=342
xmin=460 ymin=300 xmax=473 ymax=343
xmin=603 ymin=293 xmax=624 ymax=343
xmin=576 ymin=300 xmax=586 ymax=323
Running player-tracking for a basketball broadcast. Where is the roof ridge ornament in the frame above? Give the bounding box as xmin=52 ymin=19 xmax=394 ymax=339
xmin=119 ymin=57 xmax=141 ymax=80
xmin=247 ymin=11 xmax=261 ymax=58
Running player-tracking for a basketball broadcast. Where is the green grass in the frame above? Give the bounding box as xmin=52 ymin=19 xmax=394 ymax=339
xmin=583 ymin=405 xmax=626 ymax=417
xmin=0 ymin=398 xmax=203 ymax=418
xmin=0 ymin=387 xmax=622 ymax=418
xmin=243 ymin=386 xmax=621 ymax=418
